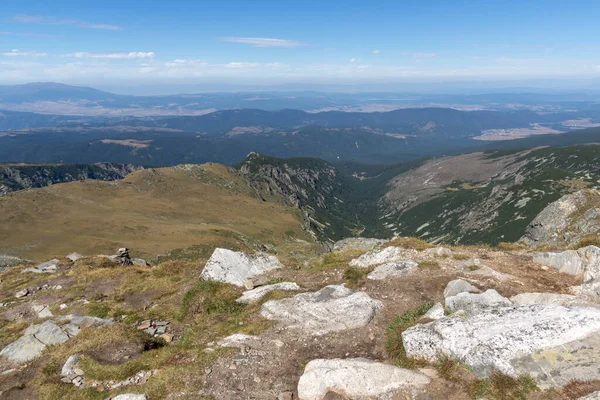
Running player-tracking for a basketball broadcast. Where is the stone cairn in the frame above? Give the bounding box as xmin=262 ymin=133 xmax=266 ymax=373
xmin=117 ymin=248 xmax=133 ymax=266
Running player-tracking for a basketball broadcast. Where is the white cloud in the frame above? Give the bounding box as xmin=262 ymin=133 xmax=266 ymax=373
xmin=65 ymin=52 xmax=155 ymax=60
xmin=372 ymin=50 xmax=381 ymax=55
xmin=350 ymin=58 xmax=357 ymax=63
xmin=594 ymin=65 xmax=600 ymax=72
xmin=224 ymin=62 xmax=260 ymax=68
xmin=219 ymin=37 xmax=304 ymax=48
xmin=413 ymin=53 xmax=437 ymax=58
xmin=1 ymin=49 xmax=47 ymax=57
xmin=12 ymin=15 xmax=122 ymax=30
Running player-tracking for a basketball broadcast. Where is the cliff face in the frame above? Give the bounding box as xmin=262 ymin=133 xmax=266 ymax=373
xmin=520 ymin=189 xmax=600 ymax=247
xmin=0 ymin=163 xmax=144 ymax=195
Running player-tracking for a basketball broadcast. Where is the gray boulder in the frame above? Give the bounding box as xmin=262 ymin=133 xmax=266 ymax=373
xmin=521 ymin=190 xmax=600 ymax=247
xmin=260 ymin=285 xmax=382 ymax=335
xmin=367 ymin=260 xmax=418 ymax=280
xmin=332 ymin=237 xmax=387 ymax=252
xmin=236 ymin=282 xmax=300 ymax=304
xmin=66 ymin=253 xmax=84 ymax=262
xmin=402 ymin=304 xmax=600 ymax=381
xmin=349 ymin=246 xmax=405 ymax=268
xmin=533 ymin=250 xmax=585 ymax=276
xmin=423 ymin=246 xmax=452 ymax=257
xmin=297 ymin=358 xmax=430 ymax=400
xmin=443 ymin=279 xmax=481 ymax=298
xmin=445 ymin=289 xmax=512 ymax=315
xmin=200 ymin=248 xmax=283 ymax=287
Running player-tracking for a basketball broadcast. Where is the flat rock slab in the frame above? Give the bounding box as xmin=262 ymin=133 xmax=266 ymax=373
xmin=0 ymin=314 xmax=112 ymax=364
xmin=200 ymin=248 xmax=283 ymax=287
xmin=261 ymin=285 xmax=382 ymax=335
xmin=579 ymin=391 xmax=600 ymax=400
xmin=108 ymin=395 xmax=148 ymax=400
xmin=445 ymin=289 xmax=512 ymax=315
xmin=217 ymin=333 xmax=261 ymax=349
xmin=349 ymin=246 xmax=405 ymax=268
xmin=367 ymin=260 xmax=418 ymax=280
xmin=297 ymin=358 xmax=430 ymax=400
xmin=510 ymin=292 xmax=585 ymax=306
xmin=402 ymin=304 xmax=600 ymax=381
xmin=332 ymin=238 xmax=387 ymax=252
xmin=533 ymin=250 xmax=586 ymax=276
xmin=236 ymin=282 xmax=300 ymax=303
xmin=511 ymin=333 xmax=600 ymax=389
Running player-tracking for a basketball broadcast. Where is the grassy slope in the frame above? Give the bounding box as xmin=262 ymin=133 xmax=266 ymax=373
xmin=0 ymin=163 xmax=314 ymax=261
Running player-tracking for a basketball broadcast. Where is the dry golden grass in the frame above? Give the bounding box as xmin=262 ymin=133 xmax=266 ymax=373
xmin=0 ymin=164 xmax=313 ymax=261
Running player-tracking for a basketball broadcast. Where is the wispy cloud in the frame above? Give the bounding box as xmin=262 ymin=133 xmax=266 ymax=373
xmin=594 ymin=65 xmax=600 ymax=72
xmin=219 ymin=37 xmax=304 ymax=48
xmin=65 ymin=52 xmax=155 ymax=59
xmin=1 ymin=49 xmax=48 ymax=57
xmin=0 ymin=31 xmax=53 ymax=37
xmin=372 ymin=49 xmax=381 ymax=55
xmin=413 ymin=52 xmax=437 ymax=58
xmin=12 ymin=15 xmax=122 ymax=30
xmin=349 ymin=58 xmax=357 ymax=63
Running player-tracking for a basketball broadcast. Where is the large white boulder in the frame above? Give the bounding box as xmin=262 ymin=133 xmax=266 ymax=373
xmin=402 ymin=304 xmax=600 ymax=380
xmin=367 ymin=260 xmax=418 ymax=280
xmin=260 ymin=285 xmax=382 ymax=335
xmin=236 ymin=282 xmax=300 ymax=304
xmin=349 ymin=246 xmax=405 ymax=268
xmin=297 ymin=358 xmax=430 ymax=400
xmin=200 ymin=248 xmax=283 ymax=287
xmin=443 ymin=279 xmax=480 ymax=298
xmin=533 ymin=250 xmax=585 ymax=276
xmin=445 ymin=289 xmax=512 ymax=315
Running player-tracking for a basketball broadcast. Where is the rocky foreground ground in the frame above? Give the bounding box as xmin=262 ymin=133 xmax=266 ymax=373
xmin=2 ymin=238 xmax=600 ymax=399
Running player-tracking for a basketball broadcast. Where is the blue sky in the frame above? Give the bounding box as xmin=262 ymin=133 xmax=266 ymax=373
xmin=1 ymin=0 xmax=600 ymax=88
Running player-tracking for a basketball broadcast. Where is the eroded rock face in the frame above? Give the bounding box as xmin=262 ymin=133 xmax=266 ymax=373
xmin=0 ymin=254 xmax=27 ymax=271
xmin=332 ymin=237 xmax=387 ymax=252
xmin=349 ymin=246 xmax=405 ymax=268
xmin=367 ymin=260 xmax=418 ymax=280
xmin=297 ymin=358 xmax=430 ymax=400
xmin=21 ymin=258 xmax=59 ymax=274
xmin=200 ymin=248 xmax=283 ymax=287
xmin=520 ymin=189 xmax=600 ymax=247
xmin=236 ymin=282 xmax=300 ymax=304
xmin=402 ymin=304 xmax=600 ymax=382
xmin=533 ymin=250 xmax=585 ymax=276
xmin=260 ymin=285 xmax=382 ymax=335
xmin=0 ymin=315 xmax=113 ymax=364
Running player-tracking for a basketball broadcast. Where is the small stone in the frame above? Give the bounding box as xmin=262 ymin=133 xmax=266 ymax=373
xmin=253 ymin=376 xmax=261 ymax=383
xmin=137 ymin=320 xmax=152 ymax=330
xmin=144 ymin=327 xmax=157 ymax=336
xmin=278 ymin=392 xmax=294 ymax=400
xmin=159 ymin=333 xmax=173 ymax=343
xmin=15 ymin=289 xmax=29 ymax=298
xmin=244 ymin=280 xmax=255 ymax=290
xmin=154 ymin=321 xmax=169 ymax=326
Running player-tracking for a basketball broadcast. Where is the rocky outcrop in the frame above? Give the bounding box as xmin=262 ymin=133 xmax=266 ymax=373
xmin=423 ymin=303 xmax=445 ymax=320
xmin=367 ymin=260 xmax=418 ymax=280
xmin=0 ymin=315 xmax=112 ymax=364
xmin=200 ymin=248 xmax=283 ymax=287
xmin=402 ymin=304 xmax=600 ymax=382
xmin=521 ymin=190 xmax=600 ymax=247
xmin=349 ymin=246 xmax=405 ymax=268
xmin=260 ymin=285 xmax=382 ymax=335
xmin=297 ymin=358 xmax=431 ymax=400
xmin=236 ymin=282 xmax=300 ymax=304
xmin=21 ymin=258 xmax=59 ymax=274
xmin=0 ymin=163 xmax=143 ymax=195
